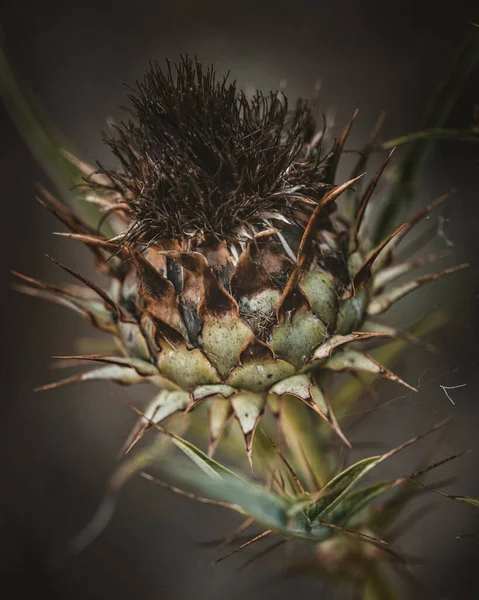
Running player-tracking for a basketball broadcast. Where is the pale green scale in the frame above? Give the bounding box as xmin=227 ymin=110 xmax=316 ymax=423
xmin=269 ymin=373 xmax=311 ymax=399
xmin=230 ymin=392 xmax=266 ymax=436
xmin=158 ymin=343 xmax=220 ymax=389
xmin=193 ymin=384 xmax=235 ymax=401
xmin=119 ymin=321 xmax=151 ymax=360
xmin=200 ymin=316 xmax=253 ymax=379
xmin=270 ymin=310 xmax=327 ymax=369
xmin=336 ymin=291 xmax=368 ymax=335
xmin=227 ymin=356 xmax=295 ymax=392
xmin=299 ymin=269 xmax=338 ymax=326
xmin=347 ymin=251 xmax=364 ymax=278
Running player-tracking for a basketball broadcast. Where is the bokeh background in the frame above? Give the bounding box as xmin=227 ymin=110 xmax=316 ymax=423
xmin=1 ymin=1 xmax=479 ymax=598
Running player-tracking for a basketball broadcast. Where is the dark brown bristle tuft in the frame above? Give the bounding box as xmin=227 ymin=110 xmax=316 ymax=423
xmin=91 ymin=56 xmax=333 ymax=244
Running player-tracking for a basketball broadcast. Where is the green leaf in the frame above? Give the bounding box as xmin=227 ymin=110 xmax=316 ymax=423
xmin=305 ymin=420 xmax=447 ymax=524
xmin=170 ymin=432 xmax=238 ymax=480
xmin=305 ymin=456 xmax=382 ymax=522
xmin=145 ymin=429 xmax=440 ymax=554
xmin=161 ymin=438 xmax=291 ymax=531
xmin=159 ymin=444 xmax=386 ymax=548
xmin=330 ymin=480 xmax=398 ymax=525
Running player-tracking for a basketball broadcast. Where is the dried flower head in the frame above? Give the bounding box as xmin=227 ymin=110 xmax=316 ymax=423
xmin=94 ymin=56 xmax=332 ymax=245
xmin=15 ymin=57 xmax=467 ymax=466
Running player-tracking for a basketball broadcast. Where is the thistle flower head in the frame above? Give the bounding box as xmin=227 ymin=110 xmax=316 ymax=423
xmin=8 ymin=49 xmax=477 ymax=596
xmin=15 ymin=58 xmax=467 ymax=464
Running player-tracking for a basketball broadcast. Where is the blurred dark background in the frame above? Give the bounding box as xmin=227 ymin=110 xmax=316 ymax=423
xmin=1 ymin=1 xmax=479 ymax=599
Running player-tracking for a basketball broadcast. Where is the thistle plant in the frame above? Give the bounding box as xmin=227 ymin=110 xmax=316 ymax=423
xmin=4 ymin=52 xmax=479 ymax=598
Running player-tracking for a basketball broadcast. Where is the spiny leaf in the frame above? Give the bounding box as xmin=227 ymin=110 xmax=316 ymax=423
xmin=304 ymin=455 xmax=382 ymax=522
xmin=304 ymin=420 xmax=448 ymax=522
xmin=144 ymin=424 xmax=296 ymax=532
xmin=329 ymin=480 xmax=401 ymax=525
xmin=157 ymin=456 xmax=393 ymax=554
xmin=141 ymin=427 xmax=410 ymax=556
